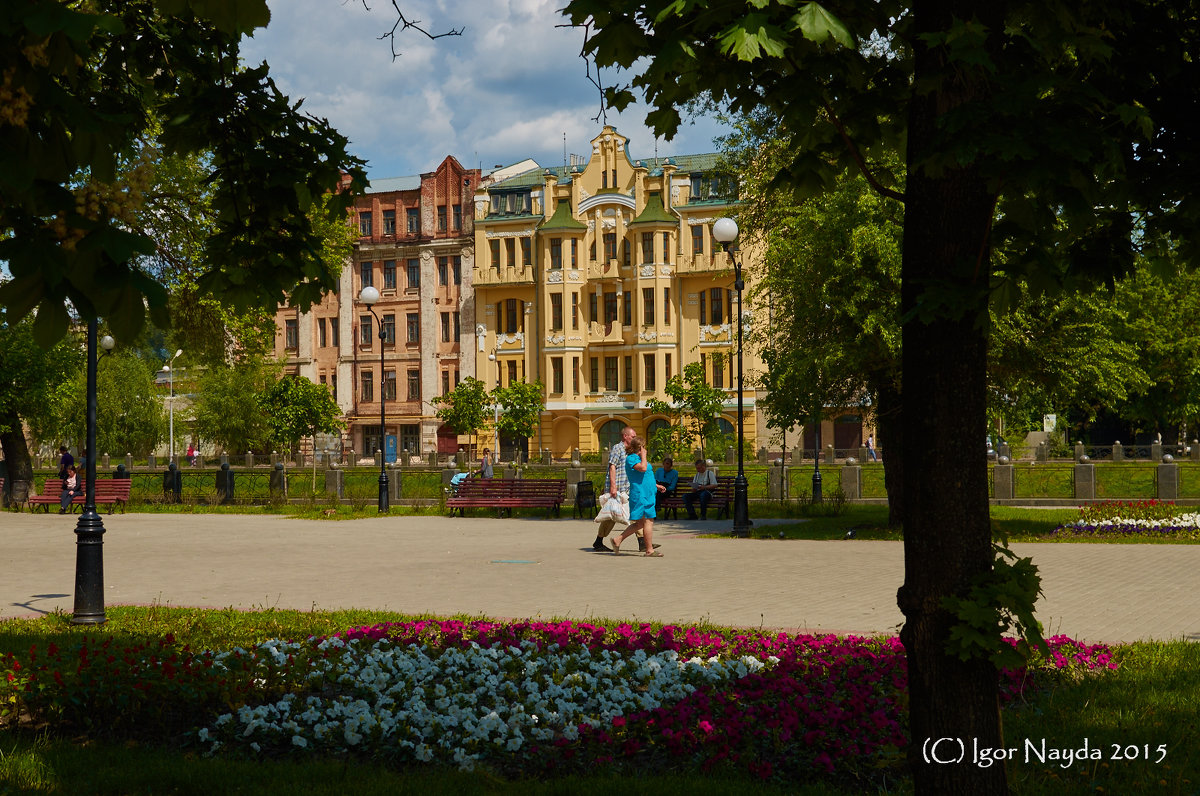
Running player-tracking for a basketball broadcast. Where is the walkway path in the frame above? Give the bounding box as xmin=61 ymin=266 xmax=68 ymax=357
xmin=3 ymin=512 xmax=1197 ymax=643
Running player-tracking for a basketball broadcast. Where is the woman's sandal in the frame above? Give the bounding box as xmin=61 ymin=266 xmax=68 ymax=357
xmin=643 ymin=550 xmax=663 ymax=557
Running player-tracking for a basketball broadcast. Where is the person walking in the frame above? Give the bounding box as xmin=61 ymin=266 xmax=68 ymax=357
xmin=867 ymin=434 xmax=878 ymax=462
xmin=58 ymin=465 xmax=78 ymax=514
xmin=683 ymin=458 xmax=718 ymax=520
xmin=612 ymin=436 xmax=664 ymax=557
xmin=56 ymin=446 xmax=74 ymax=480
xmin=592 ymin=425 xmax=648 ymax=551
xmin=479 ymin=448 xmax=494 ymax=479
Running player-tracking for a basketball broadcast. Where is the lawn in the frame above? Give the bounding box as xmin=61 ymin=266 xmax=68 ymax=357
xmin=1 ymin=607 xmax=1194 ymax=795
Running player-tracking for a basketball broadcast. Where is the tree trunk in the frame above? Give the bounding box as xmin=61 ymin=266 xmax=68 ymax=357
xmin=898 ymin=1 xmax=1008 ymax=793
xmin=1 ymin=412 xmax=34 ymax=507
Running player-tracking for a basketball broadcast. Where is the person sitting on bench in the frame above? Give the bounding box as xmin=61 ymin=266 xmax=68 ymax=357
xmin=654 ymin=456 xmax=678 ymax=508
xmin=683 ymin=459 xmax=717 ymax=520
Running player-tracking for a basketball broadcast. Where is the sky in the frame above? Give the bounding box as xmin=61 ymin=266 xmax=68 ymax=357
xmin=239 ymin=0 xmax=732 ymax=181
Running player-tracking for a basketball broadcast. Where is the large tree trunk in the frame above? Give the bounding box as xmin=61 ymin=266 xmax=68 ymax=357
xmin=897 ymin=1 xmax=1007 ymax=793
xmin=1 ymin=412 xmax=34 ymax=507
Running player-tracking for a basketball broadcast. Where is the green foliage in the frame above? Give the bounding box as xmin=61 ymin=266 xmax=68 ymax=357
xmin=258 ymin=375 xmax=343 ymax=449
xmin=0 ymin=0 xmax=367 ymax=345
xmin=646 ymin=362 xmax=727 ymax=458
xmin=432 ymin=376 xmax=490 ymax=437
xmin=942 ymin=544 xmax=1049 ymax=670
xmin=0 ymin=313 xmax=83 ymax=440
xmin=191 ymin=359 xmax=281 ymax=454
xmin=494 ymin=380 xmax=546 ymax=440
xmin=54 ymin=349 xmax=168 ymax=457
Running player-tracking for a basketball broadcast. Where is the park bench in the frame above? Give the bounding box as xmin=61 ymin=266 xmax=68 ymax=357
xmin=661 ymin=475 xmax=735 ymax=521
xmin=446 ymin=478 xmax=567 ymax=518
xmin=27 ymin=477 xmax=132 ymax=514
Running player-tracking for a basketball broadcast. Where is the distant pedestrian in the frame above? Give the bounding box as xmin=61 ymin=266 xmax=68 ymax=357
xmin=592 ymin=426 xmax=648 ymax=552
xmin=57 ymin=446 xmax=74 ymax=479
xmin=867 ymin=434 xmax=878 ymax=462
xmin=612 ymin=437 xmax=664 ymax=557
xmin=479 ymin=448 xmax=494 ymax=479
xmin=59 ymin=465 xmax=78 ymax=514
xmin=186 ymin=442 xmax=197 ymax=467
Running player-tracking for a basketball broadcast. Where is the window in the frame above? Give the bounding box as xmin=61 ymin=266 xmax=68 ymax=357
xmin=699 ymin=291 xmax=707 ymax=325
xmin=623 ymin=356 xmax=633 ymax=392
xmin=452 ymin=204 xmax=462 ymax=230
xmin=490 ymin=239 xmax=501 ymax=269
xmin=571 ymin=293 xmax=579 ymax=330
xmin=622 ymin=290 xmax=632 ymax=326
xmin=691 ymin=225 xmax=705 ymax=254
xmin=643 ymin=287 xmax=655 ymax=325
xmin=438 ymin=257 xmax=448 ymax=286
xmin=382 ymin=209 xmax=396 ymax=235
xmin=454 ymin=369 xmax=459 ymax=386
xmin=662 ymin=232 xmax=671 ymax=264
xmin=572 ymin=356 xmax=580 ymax=394
xmin=505 ymin=238 xmax=516 ymax=269
xmin=589 ymin=239 xmax=596 ymax=261
xmin=604 ymin=292 xmax=618 ymax=324
xmin=284 ymin=319 xmax=298 ymax=350
xmin=406 ymin=259 xmax=420 ymax=289
xmin=604 ymin=356 xmax=619 ymax=392
xmin=520 ymin=237 xmax=531 ymax=267
xmin=507 ymin=359 xmax=518 ymax=385
xmin=383 ymin=370 xmax=397 ymax=401
xmin=442 ymin=370 xmax=450 ymax=396
xmin=603 ymin=232 xmax=617 ymax=261
xmin=361 ymin=369 xmax=373 ymax=401
xmin=663 ymin=287 xmax=671 ymax=325
xmin=407 ymin=369 xmax=420 ymax=400
xmin=359 ymin=212 xmax=372 ymax=236
xmin=505 ymin=298 xmax=519 ymax=334
xmin=623 ymin=238 xmax=630 ymax=267
xmin=453 ymin=312 xmax=460 ymax=342
xmin=710 ymin=287 xmax=725 ymax=324
xmin=700 ymin=354 xmax=707 ymax=384
xmin=490 ymin=194 xmax=502 ymax=214
xmin=550 ymin=293 xmax=563 ymax=330
xmin=570 ymin=239 xmax=578 ymax=268
xmin=359 ymin=315 xmax=373 ymax=346
xmin=590 ymin=357 xmax=599 ymax=392
xmin=381 ymin=313 xmax=395 ymax=344
xmin=359 ymin=262 xmax=373 ymax=290
xmin=318 ymin=318 xmax=327 ymax=347
xmin=644 ymin=353 xmax=655 ymax=391
xmin=550 ymin=238 xmax=562 ymax=269
xmin=437 ymin=206 xmax=447 ymax=232
xmin=383 ymin=260 xmax=396 ymax=290
xmin=440 ymin=312 xmax=450 ymax=343
xmin=641 ymin=233 xmax=653 ymax=264
xmin=331 ymin=375 xmax=337 ymax=400
xmin=330 ymin=321 xmax=339 ymax=348
xmin=453 ymin=256 xmax=462 ymax=284
xmin=665 ymin=353 xmax=672 ymax=381
xmin=406 ymin=313 xmax=420 ymax=343
xmin=589 ymin=293 xmax=598 ymax=324
xmin=713 ymin=354 xmax=724 ymax=389
xmin=552 ymin=357 xmax=564 ymax=393
xmin=406 ymin=208 xmax=420 ymax=233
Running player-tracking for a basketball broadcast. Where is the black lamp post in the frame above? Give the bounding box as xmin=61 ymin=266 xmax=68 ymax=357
xmin=712 ymin=217 xmax=751 ymax=538
xmin=360 ymin=286 xmax=389 ymax=511
xmin=812 ymin=419 xmax=823 ymax=503
xmin=72 ymin=326 xmax=115 ymax=625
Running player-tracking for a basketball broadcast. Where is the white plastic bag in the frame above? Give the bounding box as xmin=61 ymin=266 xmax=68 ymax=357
xmin=594 ymin=492 xmax=629 ymax=524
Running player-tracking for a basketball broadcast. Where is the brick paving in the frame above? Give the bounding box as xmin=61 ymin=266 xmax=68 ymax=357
xmin=2 ymin=512 xmax=1198 ymax=643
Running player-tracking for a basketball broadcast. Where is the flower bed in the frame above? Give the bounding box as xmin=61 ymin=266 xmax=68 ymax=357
xmin=1052 ymin=500 xmax=1200 ymax=538
xmin=1 ymin=619 xmax=1117 ymax=787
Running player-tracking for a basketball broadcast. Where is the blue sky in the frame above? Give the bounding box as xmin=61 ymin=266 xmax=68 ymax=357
xmin=240 ymin=0 xmax=732 ymax=180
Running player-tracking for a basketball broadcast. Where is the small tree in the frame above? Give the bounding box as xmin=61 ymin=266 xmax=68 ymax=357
xmin=258 ymin=374 xmax=344 ymax=490
xmin=432 ymin=377 xmax=490 ymax=452
xmin=646 ymin=362 xmax=727 ymax=459
xmin=56 ymin=350 xmax=168 ymax=457
xmin=192 ymin=359 xmax=281 ymax=454
xmin=492 ymin=380 xmax=545 ymax=460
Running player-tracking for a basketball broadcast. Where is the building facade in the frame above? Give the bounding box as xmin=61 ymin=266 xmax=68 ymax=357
xmin=274 ymin=156 xmax=481 ymax=459
xmin=472 ymin=126 xmax=766 ymax=458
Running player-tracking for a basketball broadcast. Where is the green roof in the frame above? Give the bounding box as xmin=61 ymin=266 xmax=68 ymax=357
xmin=538 ymin=199 xmax=587 ymax=231
xmin=631 ymin=192 xmax=675 ymax=225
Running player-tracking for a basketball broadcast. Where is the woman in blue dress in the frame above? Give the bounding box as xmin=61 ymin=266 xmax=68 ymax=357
xmin=613 ymin=436 xmax=665 ymax=557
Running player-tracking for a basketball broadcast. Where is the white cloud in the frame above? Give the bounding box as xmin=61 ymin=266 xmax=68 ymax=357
xmin=241 ymin=0 xmax=732 ymax=178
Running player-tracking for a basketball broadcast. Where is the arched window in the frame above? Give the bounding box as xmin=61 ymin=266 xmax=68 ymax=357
xmin=597 ymin=420 xmax=624 ymax=453
xmin=715 ymin=417 xmax=735 ymax=437
xmin=646 ymin=419 xmax=671 ymax=459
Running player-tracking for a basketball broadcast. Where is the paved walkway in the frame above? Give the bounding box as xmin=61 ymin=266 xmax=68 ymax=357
xmin=3 ymin=512 xmax=1198 ymax=643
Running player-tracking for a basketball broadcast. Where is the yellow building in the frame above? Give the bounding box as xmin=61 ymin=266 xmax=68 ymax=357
xmin=473 ymin=126 xmax=765 ymax=458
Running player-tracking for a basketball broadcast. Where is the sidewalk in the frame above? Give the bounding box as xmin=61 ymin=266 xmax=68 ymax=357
xmin=3 ymin=512 xmax=1198 ymax=643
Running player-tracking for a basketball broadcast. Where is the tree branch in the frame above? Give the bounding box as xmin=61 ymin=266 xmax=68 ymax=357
xmin=369 ymin=0 xmax=464 ymax=61
xmin=819 ymin=97 xmax=906 ymax=203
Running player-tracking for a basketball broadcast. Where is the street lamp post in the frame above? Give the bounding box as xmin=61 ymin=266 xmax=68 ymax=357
xmin=712 ymin=217 xmax=751 ymax=538
xmin=72 ymin=328 xmax=115 ymax=625
xmin=360 ymin=286 xmax=389 ymax=511
xmin=163 ymin=349 xmax=182 ymax=462
xmin=487 ymin=351 xmax=501 ymax=457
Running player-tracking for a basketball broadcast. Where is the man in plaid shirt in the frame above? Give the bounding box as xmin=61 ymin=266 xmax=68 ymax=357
xmin=592 ymin=425 xmax=647 ymax=552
